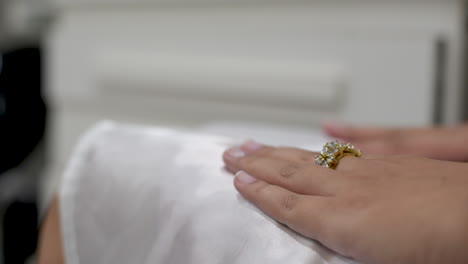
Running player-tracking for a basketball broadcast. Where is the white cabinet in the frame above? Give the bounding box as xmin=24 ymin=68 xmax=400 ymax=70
xmin=47 ymin=1 xmax=465 ymax=125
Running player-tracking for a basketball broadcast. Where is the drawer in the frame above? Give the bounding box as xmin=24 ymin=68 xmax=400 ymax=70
xmin=47 ymin=6 xmax=446 ymax=127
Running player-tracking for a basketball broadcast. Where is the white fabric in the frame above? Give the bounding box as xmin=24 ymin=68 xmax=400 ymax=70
xmin=60 ymin=121 xmax=358 ymax=264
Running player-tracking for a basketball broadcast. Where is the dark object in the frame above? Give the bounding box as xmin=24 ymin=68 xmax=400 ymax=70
xmin=0 ymin=47 xmax=46 ymax=174
xmin=0 ymin=47 xmax=46 ymax=263
xmin=3 ymin=201 xmax=38 ymax=264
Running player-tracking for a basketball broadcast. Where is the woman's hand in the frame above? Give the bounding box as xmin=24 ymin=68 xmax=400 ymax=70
xmin=322 ymin=123 xmax=468 ymax=162
xmin=223 ymin=141 xmax=468 ymax=264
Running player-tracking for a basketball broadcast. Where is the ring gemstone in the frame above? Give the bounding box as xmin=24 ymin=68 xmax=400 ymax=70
xmin=314 ymin=140 xmax=361 ymax=169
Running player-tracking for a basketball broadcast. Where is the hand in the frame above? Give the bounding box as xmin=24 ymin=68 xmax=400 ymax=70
xmin=223 ymin=141 xmax=468 ymax=264
xmin=322 ymin=123 xmax=468 ymax=162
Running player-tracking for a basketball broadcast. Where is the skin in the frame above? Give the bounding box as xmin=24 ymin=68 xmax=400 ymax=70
xmin=37 ymin=198 xmax=64 ymax=264
xmin=223 ymin=141 xmax=468 ymax=264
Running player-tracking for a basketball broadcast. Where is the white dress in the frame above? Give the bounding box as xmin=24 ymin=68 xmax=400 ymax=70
xmin=59 ymin=121 xmax=357 ymax=264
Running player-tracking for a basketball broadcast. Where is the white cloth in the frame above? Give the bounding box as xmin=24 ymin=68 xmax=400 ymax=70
xmin=60 ymin=122 xmax=357 ymax=264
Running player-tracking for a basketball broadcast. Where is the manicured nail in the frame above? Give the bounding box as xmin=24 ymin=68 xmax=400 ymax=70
xmin=235 ymin=171 xmax=257 ymax=184
xmin=240 ymin=140 xmax=264 ymax=154
xmin=226 ymin=146 xmax=245 ymax=159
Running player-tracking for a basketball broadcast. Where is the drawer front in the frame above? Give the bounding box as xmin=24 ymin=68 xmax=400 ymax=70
xmin=48 ymin=6 xmax=441 ymax=127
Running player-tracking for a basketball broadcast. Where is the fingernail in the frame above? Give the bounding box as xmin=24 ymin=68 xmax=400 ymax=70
xmin=225 ymin=146 xmax=245 ymax=159
xmin=240 ymin=140 xmax=264 ymax=154
xmin=235 ymin=171 xmax=257 ymax=184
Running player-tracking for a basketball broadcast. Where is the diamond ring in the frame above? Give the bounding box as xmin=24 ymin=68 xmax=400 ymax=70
xmin=314 ymin=140 xmax=362 ymax=169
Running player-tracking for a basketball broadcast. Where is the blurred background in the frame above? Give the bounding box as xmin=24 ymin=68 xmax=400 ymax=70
xmin=0 ymin=0 xmax=467 ymax=263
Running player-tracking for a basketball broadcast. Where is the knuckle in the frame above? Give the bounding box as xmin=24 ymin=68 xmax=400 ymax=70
xmin=280 ymin=193 xmax=301 ymax=213
xmin=238 ymin=156 xmax=261 ymax=169
xmin=299 ymin=153 xmax=315 ymax=162
xmin=255 ymin=146 xmax=277 ymax=156
xmin=252 ymin=183 xmax=271 ymax=196
xmin=279 ymin=163 xmax=302 ymax=179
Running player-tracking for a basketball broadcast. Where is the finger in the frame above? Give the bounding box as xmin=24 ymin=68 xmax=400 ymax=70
xmin=322 ymin=122 xmax=396 ymax=141
xmin=223 ymin=143 xmax=315 ymax=172
xmin=351 ymin=139 xmax=398 ymax=156
xmin=226 ymin=141 xmax=364 ymax=168
xmin=227 ymin=152 xmax=361 ymax=195
xmin=243 ymin=157 xmax=337 ymax=195
xmin=246 ymin=143 xmax=319 ymax=164
xmin=260 ymin=147 xmax=318 ymax=164
xmin=225 ymin=141 xmax=365 ymax=170
xmin=262 ymin=143 xmax=371 ymax=165
xmin=235 ymin=141 xmax=318 ymax=164
xmin=234 ymin=171 xmax=334 ymax=242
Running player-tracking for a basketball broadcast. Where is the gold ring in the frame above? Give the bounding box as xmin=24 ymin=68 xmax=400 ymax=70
xmin=314 ymin=140 xmax=361 ymax=169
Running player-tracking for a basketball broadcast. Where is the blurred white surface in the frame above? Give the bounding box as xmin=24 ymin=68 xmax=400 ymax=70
xmin=60 ymin=122 xmax=356 ymax=264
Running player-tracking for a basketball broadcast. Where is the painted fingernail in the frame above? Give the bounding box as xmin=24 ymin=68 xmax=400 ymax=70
xmin=240 ymin=140 xmax=264 ymax=154
xmin=235 ymin=171 xmax=257 ymax=184
xmin=225 ymin=146 xmax=246 ymax=159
